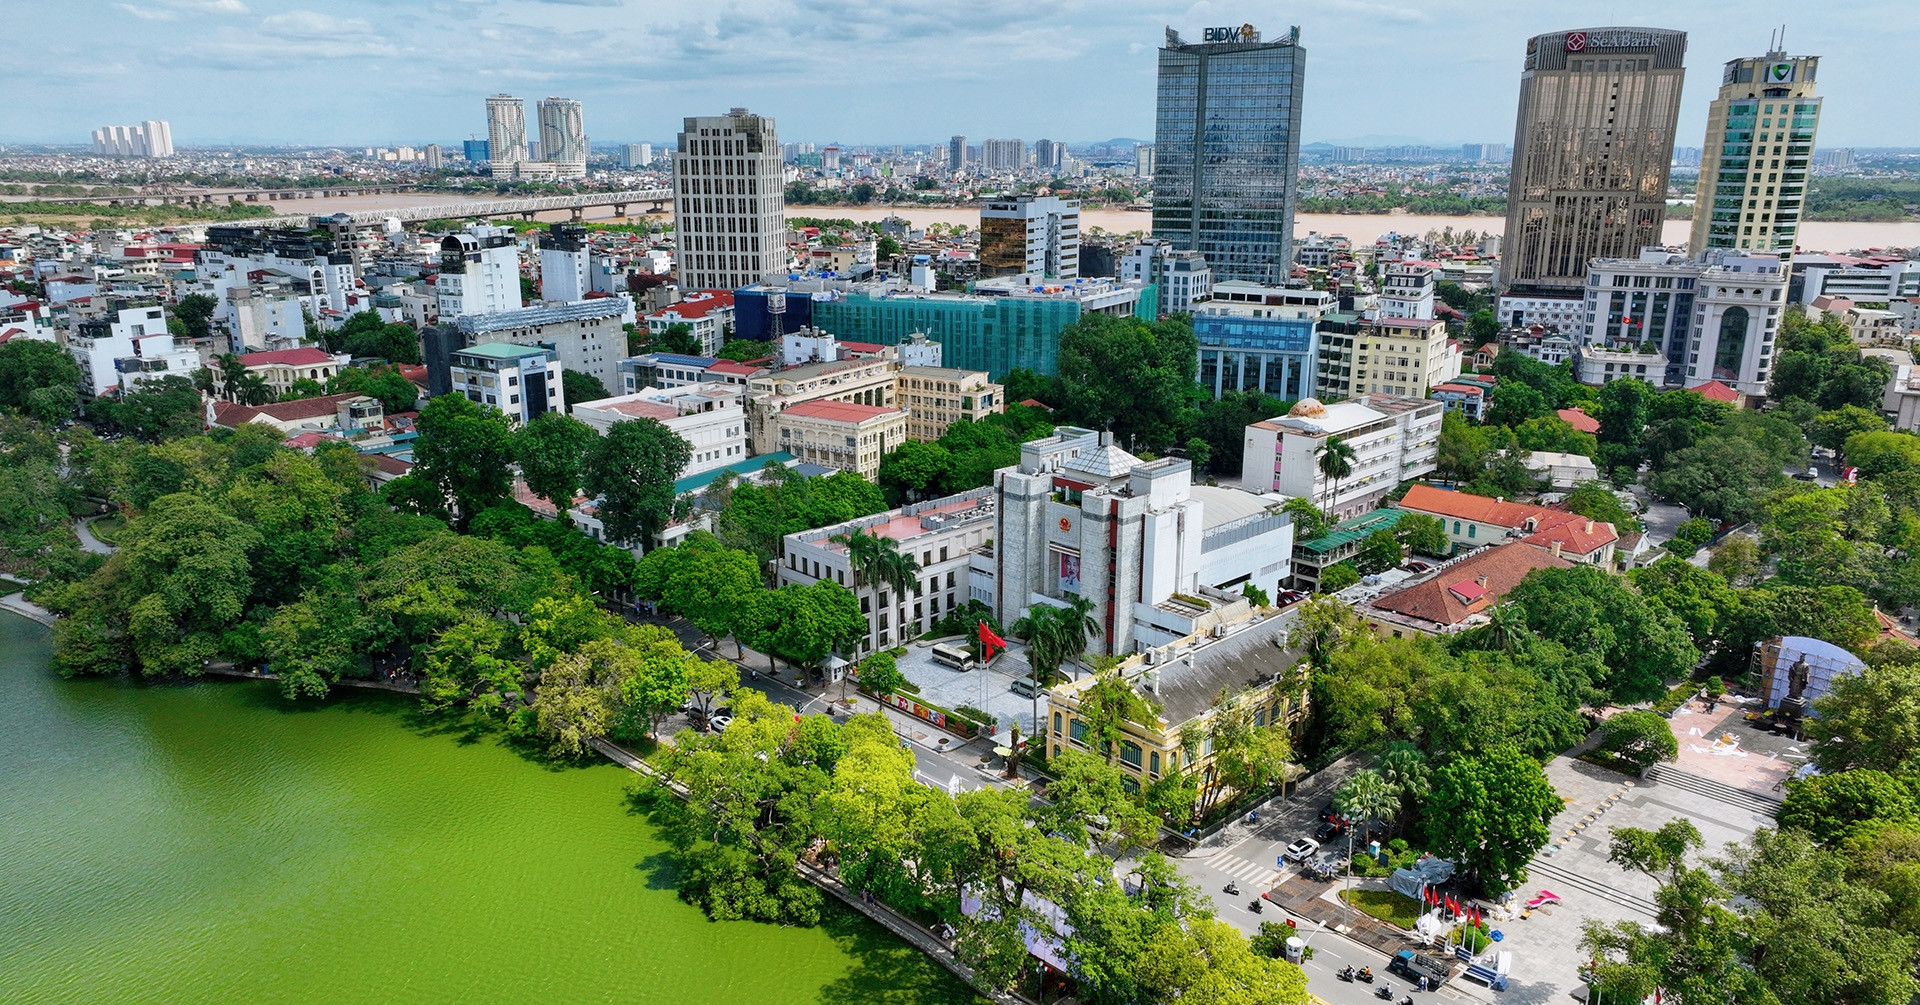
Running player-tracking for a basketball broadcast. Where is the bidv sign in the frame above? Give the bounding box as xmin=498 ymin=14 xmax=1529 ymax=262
xmin=1204 ymin=23 xmax=1261 ymax=43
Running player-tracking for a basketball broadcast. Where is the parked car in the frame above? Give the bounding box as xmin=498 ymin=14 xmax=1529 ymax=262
xmin=1316 ymin=819 xmax=1348 ymax=842
xmin=1318 ymin=801 xmax=1337 ymax=821
xmin=1283 ymin=838 xmax=1321 ymax=863
xmin=1405 ymin=561 xmax=1431 ymax=573
xmin=708 ymin=714 xmax=734 ymax=732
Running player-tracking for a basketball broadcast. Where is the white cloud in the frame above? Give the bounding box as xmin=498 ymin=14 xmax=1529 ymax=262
xmin=172 ymin=0 xmax=250 ymax=13
xmin=114 ymin=4 xmax=180 ymax=20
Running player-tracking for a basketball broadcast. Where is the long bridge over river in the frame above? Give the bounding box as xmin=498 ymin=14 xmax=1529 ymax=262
xmin=7 ymin=186 xmax=674 ymax=224
xmin=277 ymin=189 xmax=674 ymax=227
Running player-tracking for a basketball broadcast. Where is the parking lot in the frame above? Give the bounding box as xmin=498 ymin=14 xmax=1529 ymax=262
xmin=895 ymin=637 xmax=1045 ymax=737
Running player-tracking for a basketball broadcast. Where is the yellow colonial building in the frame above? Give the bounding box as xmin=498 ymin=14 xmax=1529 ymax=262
xmin=1043 ymin=610 xmax=1307 ymax=790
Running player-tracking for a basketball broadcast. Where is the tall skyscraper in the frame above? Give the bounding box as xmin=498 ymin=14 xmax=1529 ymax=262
xmin=949 ymin=135 xmax=967 ymax=172
xmin=1152 ymin=24 xmax=1306 ymax=285
xmin=672 ymin=108 xmax=785 ymax=292
xmin=1690 ymin=47 xmax=1820 ymax=262
xmin=424 ymin=143 xmax=443 ymax=170
xmin=621 ymin=143 xmax=653 ymax=169
xmin=1501 ymin=28 xmax=1687 ymax=294
xmin=537 ymin=97 xmax=587 ymax=178
xmin=486 ymin=94 xmax=528 ymax=165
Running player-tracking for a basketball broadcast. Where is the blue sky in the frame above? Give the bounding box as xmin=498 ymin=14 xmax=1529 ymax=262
xmin=6 ymin=0 xmax=1913 ymax=149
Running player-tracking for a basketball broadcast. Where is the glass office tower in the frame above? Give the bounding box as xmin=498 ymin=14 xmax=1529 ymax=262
xmin=1501 ymin=28 xmax=1687 ymax=294
xmin=1690 ymin=50 xmax=1820 ymax=262
xmin=1152 ymin=25 xmax=1305 ymax=285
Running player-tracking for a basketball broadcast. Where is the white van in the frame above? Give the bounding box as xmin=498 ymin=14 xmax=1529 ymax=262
xmin=1009 ymin=676 xmax=1043 ymax=698
xmin=930 ymin=643 xmax=976 ymax=671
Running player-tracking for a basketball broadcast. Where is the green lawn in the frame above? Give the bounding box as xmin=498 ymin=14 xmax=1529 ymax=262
xmin=1340 ymin=889 xmax=1424 ymax=929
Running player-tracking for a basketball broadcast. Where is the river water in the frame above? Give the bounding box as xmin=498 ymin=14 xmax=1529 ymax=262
xmin=0 ymin=613 xmax=981 ymax=1005
xmin=276 ymin=192 xmax=1920 ymax=253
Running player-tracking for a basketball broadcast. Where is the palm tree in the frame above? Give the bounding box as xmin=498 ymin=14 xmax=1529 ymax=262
xmin=1056 ymin=593 xmax=1100 ymax=676
xmin=1334 ymin=769 xmax=1401 ymax=920
xmin=869 ymin=537 xmax=922 ymax=604
xmin=1012 ymin=604 xmax=1068 ymax=742
xmin=1318 ymin=436 xmax=1357 ymax=521
xmin=1480 ymin=602 xmax=1532 ymax=653
xmin=830 ymin=526 xmax=883 ymax=588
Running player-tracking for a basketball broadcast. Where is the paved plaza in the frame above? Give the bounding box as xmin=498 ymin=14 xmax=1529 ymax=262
xmin=1471 ymin=753 xmax=1783 ymax=1002
xmin=895 ymin=636 xmax=1045 ymax=737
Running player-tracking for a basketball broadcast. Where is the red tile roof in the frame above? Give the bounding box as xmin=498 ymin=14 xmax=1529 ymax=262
xmin=1368 ymin=542 xmax=1573 ymax=628
xmin=209 ymin=392 xmax=367 ymax=428
xmin=1556 ymin=407 xmax=1601 ymax=434
xmin=1398 ymin=483 xmax=1617 ymax=557
xmin=233 ymin=347 xmax=336 ymax=367
xmin=706 ymin=359 xmax=764 ymax=376
xmin=1691 ymin=380 xmax=1739 ymax=403
xmin=647 ymin=290 xmax=735 ymax=321
xmin=839 ymin=341 xmax=886 ymax=353
xmin=781 ymin=399 xmax=900 ymax=423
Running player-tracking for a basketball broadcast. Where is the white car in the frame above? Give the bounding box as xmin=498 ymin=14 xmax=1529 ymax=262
xmin=1283 ymin=838 xmax=1321 ymax=863
xmin=708 ymin=714 xmax=734 ymax=733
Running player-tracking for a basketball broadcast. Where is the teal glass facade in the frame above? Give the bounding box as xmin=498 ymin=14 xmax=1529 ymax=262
xmin=809 ymin=286 xmax=1157 ymax=379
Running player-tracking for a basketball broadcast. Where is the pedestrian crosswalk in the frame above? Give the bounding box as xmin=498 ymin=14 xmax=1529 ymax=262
xmin=1203 ymin=850 xmax=1282 ymax=890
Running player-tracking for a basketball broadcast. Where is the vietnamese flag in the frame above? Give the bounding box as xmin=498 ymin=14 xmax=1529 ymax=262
xmin=979 ymin=621 xmax=1007 ymax=661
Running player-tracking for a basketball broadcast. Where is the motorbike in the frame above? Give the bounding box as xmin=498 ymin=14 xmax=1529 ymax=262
xmin=1338 ymin=967 xmax=1356 ymax=983
xmin=1375 ymin=984 xmax=1395 ymax=999
xmin=1247 ymin=899 xmax=1263 ymax=913
xmin=1224 ymin=881 xmax=1240 ymax=896
xmin=1401 ymin=997 xmax=1415 ymax=1005
xmin=1357 ymin=968 xmax=1374 ymax=984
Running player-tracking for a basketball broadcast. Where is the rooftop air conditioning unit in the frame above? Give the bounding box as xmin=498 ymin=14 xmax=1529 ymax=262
xmin=1212 ymin=624 xmax=1228 ymax=639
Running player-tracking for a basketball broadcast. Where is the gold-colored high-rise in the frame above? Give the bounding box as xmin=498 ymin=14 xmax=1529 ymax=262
xmin=1689 ymin=50 xmax=1821 ymax=263
xmin=1501 ymin=28 xmax=1687 ymax=294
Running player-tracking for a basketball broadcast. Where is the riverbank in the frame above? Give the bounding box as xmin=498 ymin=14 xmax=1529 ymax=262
xmin=238 ymin=191 xmax=1920 ymax=252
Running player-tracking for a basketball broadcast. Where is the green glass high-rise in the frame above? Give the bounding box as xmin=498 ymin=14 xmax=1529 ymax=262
xmin=1151 ymin=24 xmax=1305 ymax=285
xmin=1690 ymin=50 xmax=1820 ymax=263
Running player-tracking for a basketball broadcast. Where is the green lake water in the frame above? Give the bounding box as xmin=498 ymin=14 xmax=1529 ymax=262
xmin=0 ymin=613 xmax=982 ymax=1004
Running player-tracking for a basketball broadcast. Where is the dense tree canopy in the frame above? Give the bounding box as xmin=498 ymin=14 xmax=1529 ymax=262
xmin=1055 ymin=313 xmax=1200 ymax=453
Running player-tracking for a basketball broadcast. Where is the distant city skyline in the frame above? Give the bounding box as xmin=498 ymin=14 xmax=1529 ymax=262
xmin=7 ymin=1 xmax=1911 ymax=148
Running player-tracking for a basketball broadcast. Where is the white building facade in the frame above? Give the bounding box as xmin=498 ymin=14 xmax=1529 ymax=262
xmin=1687 ymin=250 xmax=1789 ymax=396
xmin=454 ymin=297 xmax=630 ymax=395
xmin=978 ymin=195 xmax=1079 ymax=281
xmin=572 ymin=383 xmax=749 ymax=477
xmin=437 ymin=224 xmax=523 ymax=319
xmin=537 ymin=225 xmax=589 ymax=304
xmin=993 ymin=427 xmax=1294 ymax=657
xmin=672 ymin=109 xmax=786 ymax=292
xmin=68 ymin=303 xmax=200 ymax=397
xmin=1240 ymin=396 xmax=1442 ymax=521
